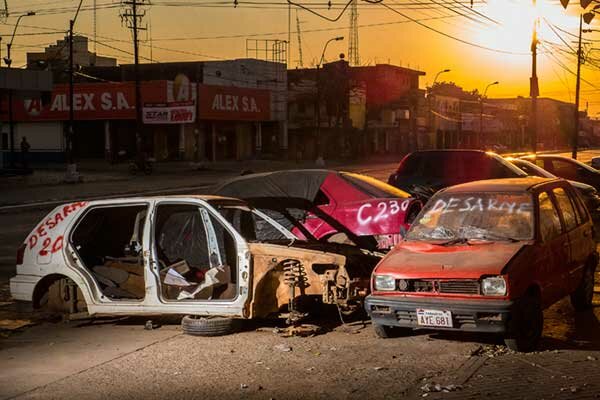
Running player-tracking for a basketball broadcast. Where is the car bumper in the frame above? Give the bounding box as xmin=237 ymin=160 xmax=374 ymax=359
xmin=365 ymin=295 xmax=513 ymax=333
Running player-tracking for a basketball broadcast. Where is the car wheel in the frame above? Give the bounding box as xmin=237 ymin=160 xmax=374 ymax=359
xmin=570 ymin=264 xmax=596 ymax=311
xmin=181 ymin=315 xmax=240 ymax=337
xmin=373 ymin=323 xmax=410 ymax=339
xmin=504 ymin=293 xmax=543 ymax=352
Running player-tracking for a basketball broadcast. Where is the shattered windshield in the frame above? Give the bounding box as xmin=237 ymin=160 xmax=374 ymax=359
xmin=215 ymin=205 xmax=295 ymax=242
xmin=406 ymin=192 xmax=534 ymax=242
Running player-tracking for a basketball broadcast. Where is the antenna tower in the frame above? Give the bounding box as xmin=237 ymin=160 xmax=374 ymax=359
xmin=348 ymin=0 xmax=359 ymax=66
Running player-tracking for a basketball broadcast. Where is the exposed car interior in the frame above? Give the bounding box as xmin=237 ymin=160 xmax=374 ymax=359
xmin=70 ymin=204 xmax=148 ymax=300
xmin=154 ymin=204 xmax=238 ymax=301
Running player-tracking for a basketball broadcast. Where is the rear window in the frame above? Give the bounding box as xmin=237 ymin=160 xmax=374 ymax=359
xmin=341 ymin=172 xmax=411 ymax=198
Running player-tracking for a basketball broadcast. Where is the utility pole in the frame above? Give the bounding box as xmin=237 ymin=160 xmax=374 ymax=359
xmin=530 ymin=1 xmax=539 ymax=154
xmin=480 ymin=81 xmax=499 ymax=149
xmin=121 ymin=0 xmax=147 ymax=168
xmin=64 ymin=0 xmax=83 ymax=182
xmin=573 ymin=15 xmax=583 ymax=160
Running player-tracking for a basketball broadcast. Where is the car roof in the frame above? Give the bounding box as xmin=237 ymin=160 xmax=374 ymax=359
xmin=439 ymin=177 xmax=561 ymax=194
xmin=83 ymin=195 xmax=246 ymax=207
xmin=521 ymin=154 xmax=569 ymax=160
xmin=409 ymin=149 xmax=493 ymax=155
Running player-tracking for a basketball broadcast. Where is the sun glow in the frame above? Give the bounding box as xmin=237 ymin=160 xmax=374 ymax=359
xmin=476 ymin=0 xmax=579 ymax=55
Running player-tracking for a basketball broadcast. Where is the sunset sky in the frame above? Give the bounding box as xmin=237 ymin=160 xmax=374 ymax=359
xmin=4 ymin=0 xmax=600 ymax=114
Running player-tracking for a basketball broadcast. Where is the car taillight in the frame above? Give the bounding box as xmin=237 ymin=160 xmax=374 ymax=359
xmin=16 ymin=243 xmax=26 ymax=265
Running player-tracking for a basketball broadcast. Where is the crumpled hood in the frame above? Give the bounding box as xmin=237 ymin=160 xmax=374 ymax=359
xmin=375 ymin=240 xmax=528 ymax=279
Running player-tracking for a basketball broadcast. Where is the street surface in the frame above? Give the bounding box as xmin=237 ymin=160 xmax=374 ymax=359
xmin=1 ymin=150 xmax=599 ymax=399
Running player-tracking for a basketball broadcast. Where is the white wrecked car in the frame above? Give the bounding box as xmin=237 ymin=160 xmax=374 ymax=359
xmin=10 ymin=196 xmax=379 ymax=335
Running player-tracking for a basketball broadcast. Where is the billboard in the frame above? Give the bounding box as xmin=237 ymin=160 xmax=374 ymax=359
xmin=198 ymin=84 xmax=271 ymax=121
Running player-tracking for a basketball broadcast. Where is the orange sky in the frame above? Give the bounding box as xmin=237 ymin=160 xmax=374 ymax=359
xmin=3 ymin=0 xmax=600 ymax=114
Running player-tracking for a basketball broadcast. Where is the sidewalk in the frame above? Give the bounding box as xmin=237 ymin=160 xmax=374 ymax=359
xmin=0 ymin=158 xmax=398 ymax=212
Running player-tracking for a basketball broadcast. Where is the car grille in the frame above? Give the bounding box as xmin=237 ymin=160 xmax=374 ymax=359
xmin=396 ymin=279 xmax=480 ymax=295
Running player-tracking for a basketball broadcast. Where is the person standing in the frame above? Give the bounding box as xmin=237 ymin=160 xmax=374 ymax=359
xmin=20 ymin=136 xmax=31 ymax=170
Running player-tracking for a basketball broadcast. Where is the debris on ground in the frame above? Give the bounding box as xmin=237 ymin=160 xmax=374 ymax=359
xmin=471 ymin=344 xmax=514 ymax=358
xmin=240 ymin=384 xmax=248 ymax=389
xmin=421 ymin=383 xmax=463 ymax=393
xmin=0 ymin=319 xmax=33 ymax=330
xmin=279 ymin=324 xmax=324 ymax=337
xmin=144 ymin=320 xmax=161 ymax=330
xmin=273 ymin=343 xmax=292 ymax=352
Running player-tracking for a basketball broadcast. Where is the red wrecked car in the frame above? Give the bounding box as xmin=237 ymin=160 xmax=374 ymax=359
xmin=214 ymin=170 xmax=422 ymax=250
xmin=366 ymin=177 xmax=598 ymax=352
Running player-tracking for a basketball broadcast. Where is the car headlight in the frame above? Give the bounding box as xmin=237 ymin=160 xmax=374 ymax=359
xmin=481 ymin=276 xmax=507 ymax=296
xmin=374 ymin=275 xmax=396 ymax=291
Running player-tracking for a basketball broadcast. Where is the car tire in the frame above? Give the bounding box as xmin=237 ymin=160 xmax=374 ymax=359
xmin=504 ymin=293 xmax=543 ymax=352
xmin=181 ymin=315 xmax=240 ymax=337
xmin=570 ymin=264 xmax=596 ymax=311
xmin=373 ymin=323 xmax=410 ymax=339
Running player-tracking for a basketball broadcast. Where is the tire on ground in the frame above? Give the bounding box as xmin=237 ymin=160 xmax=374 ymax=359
xmin=570 ymin=262 xmax=596 ymax=311
xmin=373 ymin=323 xmax=410 ymax=339
xmin=504 ymin=291 xmax=543 ymax=352
xmin=181 ymin=315 xmax=240 ymax=337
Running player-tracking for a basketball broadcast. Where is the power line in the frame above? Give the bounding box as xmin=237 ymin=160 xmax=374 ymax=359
xmin=379 ymin=0 xmax=530 ymax=55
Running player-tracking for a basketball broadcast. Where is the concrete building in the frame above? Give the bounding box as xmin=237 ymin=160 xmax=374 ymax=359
xmin=4 ymin=58 xmax=287 ymax=163
xmin=27 ymin=35 xmax=117 ymax=70
xmin=288 ymin=60 xmax=425 ymax=160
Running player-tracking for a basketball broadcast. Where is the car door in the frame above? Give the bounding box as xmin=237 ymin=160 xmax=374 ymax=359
xmin=148 ymin=199 xmax=250 ymax=317
xmin=552 ymin=186 xmax=592 ymax=293
xmin=536 ymin=190 xmax=570 ymax=306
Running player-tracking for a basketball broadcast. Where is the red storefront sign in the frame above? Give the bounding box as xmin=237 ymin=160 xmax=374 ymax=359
xmin=5 ymin=81 xmax=185 ymax=122
xmin=198 ymin=84 xmax=271 ymax=121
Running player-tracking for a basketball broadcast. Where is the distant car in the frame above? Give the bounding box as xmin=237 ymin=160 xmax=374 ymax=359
xmin=520 ymin=154 xmax=600 ymax=192
xmin=10 ymin=196 xmax=380 ymax=335
xmin=365 ymin=177 xmax=598 ymax=352
xmin=388 ymin=150 xmax=527 ymax=198
xmin=506 ymin=157 xmax=600 ymax=225
xmin=214 ymin=170 xmax=422 ymax=250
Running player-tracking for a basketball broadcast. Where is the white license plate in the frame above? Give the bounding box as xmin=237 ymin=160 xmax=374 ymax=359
xmin=416 ymin=309 xmax=453 ymax=328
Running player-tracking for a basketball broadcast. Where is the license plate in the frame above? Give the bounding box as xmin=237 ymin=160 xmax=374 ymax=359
xmin=416 ymin=309 xmax=453 ymax=328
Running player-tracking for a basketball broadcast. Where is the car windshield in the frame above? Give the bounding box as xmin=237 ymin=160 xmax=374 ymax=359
xmin=406 ymin=192 xmax=534 ymax=242
xmin=510 ymin=159 xmax=555 ymax=178
xmin=340 ymin=172 xmax=411 ymax=198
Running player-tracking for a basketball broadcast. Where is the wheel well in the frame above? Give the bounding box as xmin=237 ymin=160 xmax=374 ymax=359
xmin=32 ymin=274 xmax=69 ymax=309
xmin=525 ymin=284 xmax=541 ymax=299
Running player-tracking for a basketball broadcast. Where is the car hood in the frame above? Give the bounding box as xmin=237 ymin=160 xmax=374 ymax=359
xmin=375 ymin=240 xmax=528 ymax=279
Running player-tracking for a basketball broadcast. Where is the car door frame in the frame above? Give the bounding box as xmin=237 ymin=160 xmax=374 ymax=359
xmin=144 ymin=197 xmax=252 ymax=318
xmin=532 ymin=185 xmax=571 ymax=307
xmin=64 ymin=200 xmax=153 ymax=315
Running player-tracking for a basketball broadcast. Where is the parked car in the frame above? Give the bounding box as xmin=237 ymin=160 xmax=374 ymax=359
xmin=214 ymin=170 xmax=422 ymax=250
xmin=10 ymin=196 xmax=380 ymax=335
xmin=387 ymin=150 xmax=527 ymax=198
xmin=506 ymin=157 xmax=600 ymax=230
xmin=520 ymin=154 xmax=600 ymax=192
xmin=365 ymin=177 xmax=598 ymax=352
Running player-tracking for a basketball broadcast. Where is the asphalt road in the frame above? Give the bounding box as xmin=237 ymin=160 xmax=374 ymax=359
xmin=1 ymin=152 xmax=600 ymax=399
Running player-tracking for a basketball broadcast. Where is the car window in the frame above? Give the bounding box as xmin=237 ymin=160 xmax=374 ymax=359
xmin=550 ymin=159 xmax=578 ymax=179
xmin=396 ymin=153 xmax=422 ymax=177
xmin=552 ymin=187 xmax=578 ymax=231
xmin=538 ymin=191 xmax=563 ymax=242
xmin=314 ymin=189 xmax=330 ymax=206
xmin=568 ymin=187 xmax=588 ymax=226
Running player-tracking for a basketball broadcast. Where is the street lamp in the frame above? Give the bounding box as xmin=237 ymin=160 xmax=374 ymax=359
xmin=315 ymin=36 xmax=344 ymax=164
xmin=427 ymin=68 xmax=450 ymax=149
xmin=479 ymin=81 xmax=499 ymax=149
xmin=4 ymin=11 xmax=35 ymax=169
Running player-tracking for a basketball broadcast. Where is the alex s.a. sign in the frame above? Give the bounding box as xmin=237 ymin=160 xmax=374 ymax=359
xmin=198 ymin=84 xmax=271 ymax=121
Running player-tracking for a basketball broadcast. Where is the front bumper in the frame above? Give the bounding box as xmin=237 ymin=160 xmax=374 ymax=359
xmin=365 ymin=295 xmax=514 ymax=333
